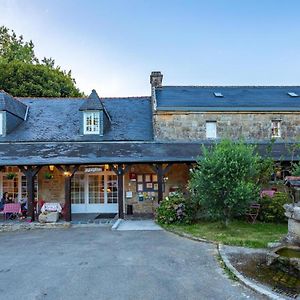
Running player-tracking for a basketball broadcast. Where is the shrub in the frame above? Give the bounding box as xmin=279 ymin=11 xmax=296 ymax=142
xmin=258 ymin=192 xmax=291 ymax=223
xmin=189 ymin=140 xmax=260 ymax=226
xmin=291 ymin=162 xmax=300 ymax=176
xmin=156 ymin=192 xmax=196 ymax=225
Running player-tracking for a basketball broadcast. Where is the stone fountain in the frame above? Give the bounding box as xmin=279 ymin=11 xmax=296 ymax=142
xmin=266 ymin=177 xmax=300 ymax=276
xmin=284 ymin=202 xmax=300 ymax=246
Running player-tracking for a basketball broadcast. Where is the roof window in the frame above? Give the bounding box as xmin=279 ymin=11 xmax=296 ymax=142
xmin=214 ymin=92 xmax=223 ymax=97
xmin=287 ymin=92 xmax=299 ymax=97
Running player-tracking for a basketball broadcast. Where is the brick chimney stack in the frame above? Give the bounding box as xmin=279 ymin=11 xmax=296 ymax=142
xmin=150 ymin=71 xmax=163 ymax=88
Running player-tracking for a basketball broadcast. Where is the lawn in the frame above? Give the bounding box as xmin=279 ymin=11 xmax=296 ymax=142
xmin=163 ymin=221 xmax=288 ymax=248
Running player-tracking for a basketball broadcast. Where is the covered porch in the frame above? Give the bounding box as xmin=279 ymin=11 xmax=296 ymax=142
xmin=0 ymin=141 xmax=298 ymax=223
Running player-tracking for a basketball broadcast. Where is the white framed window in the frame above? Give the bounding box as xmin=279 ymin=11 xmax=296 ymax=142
xmin=271 ymin=120 xmax=281 ymax=138
xmin=84 ymin=111 xmax=100 ymax=134
xmin=0 ymin=112 xmax=3 ymax=135
xmin=206 ymin=121 xmax=217 ymax=139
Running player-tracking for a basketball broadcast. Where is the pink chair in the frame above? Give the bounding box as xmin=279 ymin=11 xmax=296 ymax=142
xmin=3 ymin=203 xmax=21 ymax=220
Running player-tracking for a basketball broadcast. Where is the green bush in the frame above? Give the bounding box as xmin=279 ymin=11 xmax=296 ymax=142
xmin=156 ymin=192 xmax=196 ymax=225
xmin=189 ymin=140 xmax=260 ymax=226
xmin=291 ymin=162 xmax=300 ymax=176
xmin=258 ymin=192 xmax=291 ymax=223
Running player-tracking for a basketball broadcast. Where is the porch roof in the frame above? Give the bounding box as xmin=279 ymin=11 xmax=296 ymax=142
xmin=0 ymin=141 xmax=298 ymax=166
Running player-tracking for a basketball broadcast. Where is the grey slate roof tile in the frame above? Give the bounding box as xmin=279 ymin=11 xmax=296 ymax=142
xmin=155 ymin=86 xmax=300 ymax=111
xmin=0 ymin=141 xmax=297 ymax=166
xmin=0 ymin=91 xmax=28 ymax=119
xmin=0 ymin=96 xmax=152 ymax=142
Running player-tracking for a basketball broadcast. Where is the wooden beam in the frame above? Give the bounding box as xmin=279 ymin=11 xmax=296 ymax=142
xmin=117 ymin=164 xmax=124 ymax=219
xmin=19 ymin=166 xmax=42 ymax=222
xmin=60 ymin=165 xmax=79 ymax=222
xmin=157 ymin=164 xmax=164 ymax=203
xmin=64 ymin=176 xmax=72 ymax=222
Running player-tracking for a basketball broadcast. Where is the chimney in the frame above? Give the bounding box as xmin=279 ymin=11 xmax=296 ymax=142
xmin=150 ymin=71 xmax=163 ymax=88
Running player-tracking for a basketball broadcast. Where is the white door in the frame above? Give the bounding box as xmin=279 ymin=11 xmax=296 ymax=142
xmin=71 ymin=171 xmax=118 ymax=213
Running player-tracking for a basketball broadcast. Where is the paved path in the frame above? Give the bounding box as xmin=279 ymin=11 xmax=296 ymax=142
xmin=116 ymin=220 xmax=163 ymax=231
xmin=0 ymin=228 xmax=265 ymax=300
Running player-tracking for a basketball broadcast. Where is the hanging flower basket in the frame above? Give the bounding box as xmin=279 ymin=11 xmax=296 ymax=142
xmin=6 ymin=173 xmax=16 ymax=180
xmin=44 ymin=172 xmax=54 ymax=180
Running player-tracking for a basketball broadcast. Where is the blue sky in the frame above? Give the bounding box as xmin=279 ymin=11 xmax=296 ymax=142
xmin=1 ymin=0 xmax=300 ymax=96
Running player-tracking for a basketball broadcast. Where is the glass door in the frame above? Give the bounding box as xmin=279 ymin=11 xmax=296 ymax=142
xmin=71 ymin=171 xmax=118 ymax=213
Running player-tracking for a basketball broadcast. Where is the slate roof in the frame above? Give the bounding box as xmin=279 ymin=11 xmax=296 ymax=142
xmin=0 ymin=96 xmax=152 ymax=142
xmin=0 ymin=141 xmax=298 ymax=166
xmin=79 ymin=90 xmax=105 ymax=111
xmin=0 ymin=91 xmax=28 ymax=119
xmin=155 ymin=86 xmax=300 ymax=111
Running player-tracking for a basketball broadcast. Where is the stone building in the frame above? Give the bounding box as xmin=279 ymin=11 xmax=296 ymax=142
xmin=0 ymin=72 xmax=299 ymax=221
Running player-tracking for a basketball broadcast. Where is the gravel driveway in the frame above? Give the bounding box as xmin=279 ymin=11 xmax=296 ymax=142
xmin=0 ymin=227 xmax=265 ymax=300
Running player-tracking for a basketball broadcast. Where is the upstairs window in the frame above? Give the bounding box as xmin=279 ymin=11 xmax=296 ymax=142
xmin=271 ymin=120 xmax=281 ymax=138
xmin=206 ymin=121 xmax=217 ymax=139
xmin=0 ymin=112 xmax=3 ymax=135
xmin=84 ymin=111 xmax=100 ymax=134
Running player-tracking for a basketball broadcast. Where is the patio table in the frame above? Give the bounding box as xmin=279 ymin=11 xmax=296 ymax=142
xmin=3 ymin=203 xmax=21 ymax=220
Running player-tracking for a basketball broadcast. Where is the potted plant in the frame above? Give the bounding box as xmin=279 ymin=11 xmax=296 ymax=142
xmin=6 ymin=172 xmax=16 ymax=180
xmin=44 ymin=172 xmax=54 ymax=180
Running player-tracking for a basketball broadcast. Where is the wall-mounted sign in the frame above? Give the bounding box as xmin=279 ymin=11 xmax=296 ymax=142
xmin=126 ymin=191 xmax=133 ymax=198
xmin=85 ymin=167 xmax=103 ymax=173
xmin=129 ymin=173 xmax=137 ymax=181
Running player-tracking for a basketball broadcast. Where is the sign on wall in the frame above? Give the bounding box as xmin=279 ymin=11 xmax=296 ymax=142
xmin=85 ymin=167 xmax=103 ymax=173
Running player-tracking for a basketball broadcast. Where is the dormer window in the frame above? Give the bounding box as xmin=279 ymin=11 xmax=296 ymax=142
xmin=84 ymin=111 xmax=100 ymax=134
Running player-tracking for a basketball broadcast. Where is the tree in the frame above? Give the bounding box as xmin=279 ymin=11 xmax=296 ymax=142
xmin=0 ymin=26 xmax=83 ymax=97
xmin=189 ymin=140 xmax=260 ymax=226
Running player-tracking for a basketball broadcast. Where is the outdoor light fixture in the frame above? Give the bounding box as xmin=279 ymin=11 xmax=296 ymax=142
xmin=49 ymin=165 xmax=55 ymax=172
xmin=63 ymin=171 xmax=71 ymax=177
xmin=104 ymin=164 xmax=109 ymax=171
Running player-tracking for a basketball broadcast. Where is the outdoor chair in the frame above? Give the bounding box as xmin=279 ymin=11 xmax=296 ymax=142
xmin=245 ymin=203 xmax=260 ymax=224
xmin=3 ymin=203 xmax=21 ymax=220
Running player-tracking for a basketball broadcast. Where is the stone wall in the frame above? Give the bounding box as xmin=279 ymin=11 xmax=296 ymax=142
xmin=38 ymin=167 xmax=65 ymax=203
xmin=124 ymin=164 xmax=189 ymax=214
xmin=153 ymin=112 xmax=300 ymax=141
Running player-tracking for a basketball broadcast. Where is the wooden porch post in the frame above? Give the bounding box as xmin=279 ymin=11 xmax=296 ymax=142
xmin=157 ymin=164 xmax=164 ymax=203
xmin=111 ymin=164 xmax=131 ymax=219
xmin=20 ymin=166 xmax=41 ymax=222
xmin=151 ymin=163 xmax=174 ymax=203
xmin=117 ymin=164 xmax=124 ymax=219
xmin=64 ymin=176 xmax=72 ymax=222
xmin=58 ymin=165 xmax=79 ymax=222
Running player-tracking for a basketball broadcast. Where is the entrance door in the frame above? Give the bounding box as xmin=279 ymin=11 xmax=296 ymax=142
xmin=71 ymin=171 xmax=118 ymax=213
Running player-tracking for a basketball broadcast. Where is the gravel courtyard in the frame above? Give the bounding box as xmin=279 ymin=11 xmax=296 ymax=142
xmin=0 ymin=227 xmax=265 ymax=300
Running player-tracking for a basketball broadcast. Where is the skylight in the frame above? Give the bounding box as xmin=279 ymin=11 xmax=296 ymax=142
xmin=287 ymin=92 xmax=299 ymax=97
xmin=214 ymin=92 xmax=223 ymax=97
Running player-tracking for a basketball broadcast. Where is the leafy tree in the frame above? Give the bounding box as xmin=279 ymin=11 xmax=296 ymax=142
xmin=189 ymin=140 xmax=261 ymax=226
xmin=0 ymin=26 xmax=83 ymax=97
xmin=0 ymin=61 xmax=82 ymax=97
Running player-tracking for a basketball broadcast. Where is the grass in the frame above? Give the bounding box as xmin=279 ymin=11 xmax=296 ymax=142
xmin=163 ymin=220 xmax=288 ymax=248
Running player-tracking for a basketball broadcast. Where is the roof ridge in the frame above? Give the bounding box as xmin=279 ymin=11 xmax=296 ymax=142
xmin=101 ymin=96 xmax=150 ymax=100
xmin=17 ymin=97 xmax=87 ymax=99
xmin=159 ymin=85 xmax=300 ymax=88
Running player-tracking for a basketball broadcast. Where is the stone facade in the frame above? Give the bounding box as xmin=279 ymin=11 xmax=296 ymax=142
xmin=38 ymin=167 xmax=65 ymax=203
xmin=30 ymin=164 xmax=190 ymax=215
xmin=124 ymin=164 xmax=189 ymax=214
xmin=153 ymin=112 xmax=300 ymax=141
